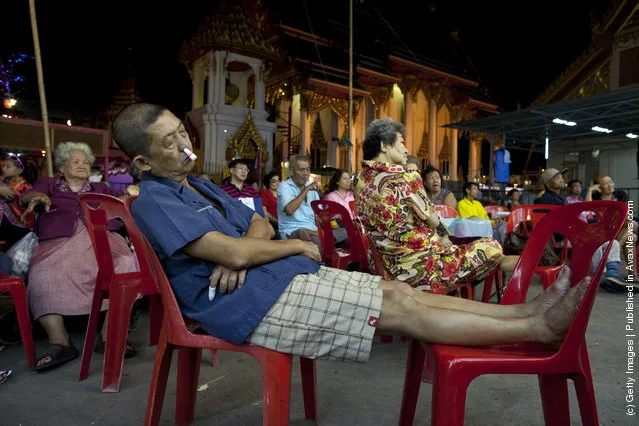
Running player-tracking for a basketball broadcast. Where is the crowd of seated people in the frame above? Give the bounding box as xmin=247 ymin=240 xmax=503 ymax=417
xmin=98 ymin=103 xmax=584 ymax=372
xmin=0 ymin=104 xmax=627 ymax=384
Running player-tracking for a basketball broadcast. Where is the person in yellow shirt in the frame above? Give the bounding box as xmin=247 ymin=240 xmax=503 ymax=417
xmin=457 ymin=182 xmax=506 ymax=243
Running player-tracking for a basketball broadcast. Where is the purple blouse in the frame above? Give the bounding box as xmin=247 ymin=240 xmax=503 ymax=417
xmin=29 ymin=177 xmax=115 ymax=241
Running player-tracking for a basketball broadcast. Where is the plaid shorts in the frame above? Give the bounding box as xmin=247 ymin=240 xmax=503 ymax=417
xmin=246 ymin=266 xmax=383 ymax=363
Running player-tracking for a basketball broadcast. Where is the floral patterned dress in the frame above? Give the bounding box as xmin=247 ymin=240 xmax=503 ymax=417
xmin=354 ymin=161 xmax=502 ymax=291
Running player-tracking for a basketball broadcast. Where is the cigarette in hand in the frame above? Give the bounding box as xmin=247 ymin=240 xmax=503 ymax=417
xmin=208 ymin=286 xmax=216 ymax=301
xmin=183 ymin=148 xmax=198 ymax=161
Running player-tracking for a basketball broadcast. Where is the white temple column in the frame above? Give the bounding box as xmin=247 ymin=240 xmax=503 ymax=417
xmin=207 ymin=52 xmax=216 ymax=107
xmin=404 ymin=91 xmax=414 ymax=154
xmin=451 ymin=127 xmax=458 ymax=181
xmin=428 ymin=97 xmax=437 ymax=167
xmin=253 ymin=64 xmax=265 ymax=111
xmin=299 ymin=108 xmax=309 ymax=156
xmin=214 ymin=51 xmax=226 ymax=105
xmin=191 ymin=61 xmax=205 ymax=110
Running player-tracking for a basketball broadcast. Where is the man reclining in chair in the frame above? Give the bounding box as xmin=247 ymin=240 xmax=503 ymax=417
xmin=111 ymin=103 xmax=586 ymax=363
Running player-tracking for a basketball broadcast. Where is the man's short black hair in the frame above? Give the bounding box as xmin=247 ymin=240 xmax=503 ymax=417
xmin=229 ymin=158 xmax=251 ymax=169
xmin=111 ymin=103 xmax=167 ymax=160
xmin=463 ymin=182 xmax=478 ymax=195
xmin=362 ymin=118 xmax=405 ymax=161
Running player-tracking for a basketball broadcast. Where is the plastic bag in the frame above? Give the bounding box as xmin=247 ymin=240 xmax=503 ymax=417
xmin=5 ymin=232 xmax=38 ymax=278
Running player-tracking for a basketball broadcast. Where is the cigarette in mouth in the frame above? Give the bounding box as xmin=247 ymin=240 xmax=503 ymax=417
xmin=183 ymin=148 xmax=197 ymax=161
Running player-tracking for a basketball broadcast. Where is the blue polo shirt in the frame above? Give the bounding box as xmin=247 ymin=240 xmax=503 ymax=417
xmin=131 ymin=174 xmax=320 ymax=344
xmin=277 ymin=178 xmax=319 ymax=239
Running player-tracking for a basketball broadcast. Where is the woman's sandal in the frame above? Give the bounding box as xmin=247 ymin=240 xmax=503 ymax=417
xmin=34 ymin=341 xmax=79 ymax=372
xmin=94 ymin=336 xmax=137 ymax=359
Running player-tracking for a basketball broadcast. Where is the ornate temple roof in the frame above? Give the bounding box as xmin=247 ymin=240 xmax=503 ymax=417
xmin=533 ymin=0 xmax=638 ymax=105
xmin=103 ymin=52 xmax=141 ymax=126
xmin=179 ymin=2 xmax=278 ymax=66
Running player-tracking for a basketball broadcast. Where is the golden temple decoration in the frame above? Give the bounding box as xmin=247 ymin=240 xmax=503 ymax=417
xmin=226 ymin=111 xmax=270 ymax=165
xmin=179 ymin=3 xmax=277 ymax=66
xmin=439 ymin=134 xmax=451 ymax=161
xmin=398 ymin=77 xmax=420 ymax=102
xmin=565 ymin=59 xmax=611 ymax=101
xmin=363 ymin=84 xmax=393 ymax=115
xmin=417 ymin=131 xmax=430 ymax=162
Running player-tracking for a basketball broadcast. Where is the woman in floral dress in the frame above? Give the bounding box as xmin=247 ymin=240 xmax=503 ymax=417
xmin=354 ymin=118 xmax=518 ymax=292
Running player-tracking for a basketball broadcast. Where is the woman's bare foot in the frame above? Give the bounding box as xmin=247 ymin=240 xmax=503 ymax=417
xmin=521 ymin=266 xmax=573 ymax=317
xmin=499 ymin=255 xmax=519 ymax=273
xmin=536 ymin=276 xmax=590 ymax=347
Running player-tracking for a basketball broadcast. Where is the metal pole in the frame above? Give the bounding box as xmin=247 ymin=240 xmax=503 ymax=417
xmin=29 ymin=0 xmax=53 ymax=177
xmin=347 ymin=0 xmax=353 ymax=172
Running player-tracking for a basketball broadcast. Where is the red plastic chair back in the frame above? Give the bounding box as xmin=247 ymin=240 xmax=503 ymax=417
xmin=311 ymin=200 xmax=368 ymax=271
xmin=434 ymin=204 xmax=459 ymax=218
xmin=506 ymin=204 xmax=559 ymax=234
xmin=502 ymin=201 xmax=627 ymax=349
xmin=77 ymin=193 xmax=157 ymax=296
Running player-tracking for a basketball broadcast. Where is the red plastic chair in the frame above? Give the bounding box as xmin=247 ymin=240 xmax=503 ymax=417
xmin=433 ymin=204 xmax=459 ymax=218
xmin=506 ymin=204 xmax=566 ymax=289
xmin=77 ymin=193 xmax=164 ymax=392
xmin=0 ymin=272 xmax=36 ymax=370
xmin=398 ymin=201 xmax=628 ymax=426
xmin=140 ymin=238 xmax=319 ymax=426
xmin=311 ymin=200 xmax=368 ymax=272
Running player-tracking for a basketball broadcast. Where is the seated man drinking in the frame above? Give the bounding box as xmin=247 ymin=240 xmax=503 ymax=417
xmin=111 ymin=103 xmax=586 ymax=363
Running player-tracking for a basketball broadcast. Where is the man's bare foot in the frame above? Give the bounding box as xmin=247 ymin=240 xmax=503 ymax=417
xmin=537 ymin=276 xmax=590 ymax=347
xmin=522 ymin=266 xmax=573 ymax=317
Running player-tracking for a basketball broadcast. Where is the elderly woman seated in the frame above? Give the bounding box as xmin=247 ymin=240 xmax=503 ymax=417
xmin=421 ymin=165 xmax=457 ymax=208
xmin=354 ymin=118 xmax=518 ymax=293
xmin=22 ymin=142 xmax=138 ymax=372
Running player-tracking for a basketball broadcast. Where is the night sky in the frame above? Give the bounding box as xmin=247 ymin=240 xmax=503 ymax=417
xmin=2 ymin=0 xmax=613 ymax=170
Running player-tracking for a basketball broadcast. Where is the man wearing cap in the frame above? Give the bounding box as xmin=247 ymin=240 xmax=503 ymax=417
xmin=534 ymin=168 xmax=567 ymax=206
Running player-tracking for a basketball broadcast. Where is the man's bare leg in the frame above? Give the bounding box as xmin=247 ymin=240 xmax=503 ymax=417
xmin=383 ymin=265 xmax=573 ymax=319
xmin=375 ymin=273 xmax=589 ymax=346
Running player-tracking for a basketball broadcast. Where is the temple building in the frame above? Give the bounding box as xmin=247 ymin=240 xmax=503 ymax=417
xmin=179 ymin=0 xmax=499 ymax=183
xmin=535 ymin=0 xmax=639 ymax=193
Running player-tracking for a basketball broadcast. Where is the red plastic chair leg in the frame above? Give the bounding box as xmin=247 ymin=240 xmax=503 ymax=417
xmin=79 ymin=287 xmax=107 ymax=381
xmin=573 ymin=348 xmax=599 ymax=426
xmin=300 ymin=357 xmax=319 ymax=424
xmin=102 ymin=285 xmax=140 ymax=392
xmin=421 ymin=352 xmax=433 ymax=384
xmin=538 ymin=374 xmax=571 ymax=425
xmin=148 ymin=294 xmax=163 ymax=346
xmin=175 ymin=347 xmax=203 ymax=425
xmin=398 ymin=340 xmax=426 ymax=426
xmin=481 ymin=272 xmax=494 ymax=303
xmin=209 ymin=349 xmax=219 ymax=367
xmin=3 ymin=283 xmax=36 ymax=370
xmin=430 ymin=364 xmax=470 ymax=426
xmin=144 ymin=337 xmax=174 ymax=426
xmin=259 ymin=351 xmax=293 ymax=425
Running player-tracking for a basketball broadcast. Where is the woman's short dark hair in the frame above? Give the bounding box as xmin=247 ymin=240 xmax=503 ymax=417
xmin=568 ymin=179 xmax=582 ymax=188
xmin=362 ymin=118 xmax=405 ymax=161
xmin=262 ymin=171 xmax=279 ymax=188
xmin=507 ymin=188 xmax=520 ymax=198
xmin=328 ymin=169 xmax=349 ymax=193
xmin=421 ymin=165 xmax=442 ymax=182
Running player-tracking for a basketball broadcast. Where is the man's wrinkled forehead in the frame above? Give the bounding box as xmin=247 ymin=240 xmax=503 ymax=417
xmin=148 ymin=111 xmax=180 ymax=141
